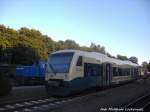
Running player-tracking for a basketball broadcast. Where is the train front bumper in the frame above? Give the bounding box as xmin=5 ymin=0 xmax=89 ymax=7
xmin=45 ymin=80 xmax=70 ymax=96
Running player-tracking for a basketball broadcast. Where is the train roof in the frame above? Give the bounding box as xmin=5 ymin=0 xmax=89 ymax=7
xmin=51 ymin=49 xmax=139 ymax=67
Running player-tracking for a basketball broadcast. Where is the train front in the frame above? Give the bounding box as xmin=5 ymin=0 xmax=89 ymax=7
xmin=45 ymin=51 xmax=74 ymax=96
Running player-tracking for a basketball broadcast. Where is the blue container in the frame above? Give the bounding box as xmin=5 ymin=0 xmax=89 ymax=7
xmin=16 ymin=66 xmax=40 ymax=77
xmin=39 ymin=63 xmax=46 ymax=77
xmin=16 ymin=61 xmax=46 ymax=78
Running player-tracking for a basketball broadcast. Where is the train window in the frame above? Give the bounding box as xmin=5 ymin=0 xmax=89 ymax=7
xmin=124 ymin=69 xmax=128 ymax=76
xmin=84 ymin=63 xmax=102 ymax=77
xmin=122 ymin=69 xmax=125 ymax=76
xmin=131 ymin=68 xmax=134 ymax=75
xmin=48 ymin=52 xmax=74 ymax=73
xmin=126 ymin=68 xmax=129 ymax=76
xmin=118 ymin=68 xmax=122 ymax=76
xmin=113 ymin=67 xmax=118 ymax=76
xmin=76 ymin=56 xmax=82 ymax=66
xmin=134 ymin=68 xmax=138 ymax=75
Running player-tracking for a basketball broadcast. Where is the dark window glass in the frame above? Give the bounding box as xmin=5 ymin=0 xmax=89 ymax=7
xmin=84 ymin=63 xmax=103 ymax=77
xmin=118 ymin=68 xmax=122 ymax=76
xmin=126 ymin=68 xmax=130 ymax=76
xmin=135 ymin=68 xmax=138 ymax=75
xmin=122 ymin=69 xmax=126 ymax=76
xmin=113 ymin=67 xmax=118 ymax=76
xmin=131 ymin=68 xmax=134 ymax=75
xmin=76 ymin=56 xmax=82 ymax=66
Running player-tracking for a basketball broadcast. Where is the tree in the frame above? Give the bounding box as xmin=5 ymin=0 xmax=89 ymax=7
xmin=56 ymin=40 xmax=66 ymax=50
xmin=106 ymin=53 xmax=116 ymax=58
xmin=11 ymin=44 xmax=40 ymax=65
xmin=142 ymin=61 xmax=148 ymax=73
xmin=80 ymin=46 xmax=91 ymax=52
xmin=147 ymin=62 xmax=150 ymax=72
xmin=100 ymin=46 xmax=106 ymax=54
xmin=117 ymin=55 xmax=128 ymax=60
xmin=0 ymin=24 xmax=139 ymax=65
xmin=142 ymin=61 xmax=150 ymax=72
xmin=129 ymin=56 xmax=138 ymax=64
xmin=142 ymin=61 xmax=148 ymax=69
xmin=90 ymin=42 xmax=97 ymax=51
xmin=90 ymin=42 xmax=106 ymax=54
xmin=65 ymin=39 xmax=80 ymax=49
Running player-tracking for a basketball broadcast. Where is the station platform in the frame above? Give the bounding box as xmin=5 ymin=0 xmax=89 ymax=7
xmin=51 ymin=78 xmax=150 ymax=112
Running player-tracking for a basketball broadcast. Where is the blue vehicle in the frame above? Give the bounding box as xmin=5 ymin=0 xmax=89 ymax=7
xmin=15 ymin=61 xmax=46 ymax=85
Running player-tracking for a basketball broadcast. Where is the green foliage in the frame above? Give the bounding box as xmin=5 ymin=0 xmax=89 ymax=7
xmin=12 ymin=44 xmax=40 ymax=65
xmin=0 ymin=25 xmax=55 ymax=64
xmin=90 ymin=42 xmax=106 ymax=54
xmin=64 ymin=39 xmax=80 ymax=49
xmin=80 ymin=46 xmax=92 ymax=52
xmin=142 ymin=61 xmax=148 ymax=69
xmin=0 ymin=24 xmax=138 ymax=65
xmin=142 ymin=61 xmax=150 ymax=72
xmin=106 ymin=53 xmax=116 ymax=58
xmin=117 ymin=54 xmax=128 ymax=60
xmin=129 ymin=56 xmax=138 ymax=64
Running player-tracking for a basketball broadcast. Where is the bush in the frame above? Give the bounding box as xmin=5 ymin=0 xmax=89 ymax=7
xmin=0 ymin=74 xmax=12 ymax=96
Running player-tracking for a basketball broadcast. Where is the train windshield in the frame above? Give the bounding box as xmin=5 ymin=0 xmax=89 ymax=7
xmin=47 ymin=52 xmax=74 ymax=73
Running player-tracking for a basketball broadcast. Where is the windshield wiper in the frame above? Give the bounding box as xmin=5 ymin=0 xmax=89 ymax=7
xmin=49 ymin=63 xmax=57 ymax=75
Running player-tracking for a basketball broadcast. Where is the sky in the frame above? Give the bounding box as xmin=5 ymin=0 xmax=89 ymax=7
xmin=0 ymin=0 xmax=150 ymax=65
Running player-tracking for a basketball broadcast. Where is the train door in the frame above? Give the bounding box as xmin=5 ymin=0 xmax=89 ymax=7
xmin=84 ymin=63 xmax=103 ymax=87
xmin=102 ymin=63 xmax=112 ymax=86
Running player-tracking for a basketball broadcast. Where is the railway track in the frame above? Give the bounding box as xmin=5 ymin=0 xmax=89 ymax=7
xmin=124 ymin=92 xmax=150 ymax=112
xmin=0 ymin=97 xmax=75 ymax=112
xmin=0 ymin=91 xmax=90 ymax=112
xmin=0 ymin=87 xmax=105 ymax=112
xmin=0 ymin=86 xmax=116 ymax=112
xmin=0 ymin=79 xmax=142 ymax=112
